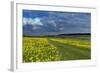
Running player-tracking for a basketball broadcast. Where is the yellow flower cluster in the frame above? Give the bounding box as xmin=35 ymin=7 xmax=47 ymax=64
xmin=23 ymin=37 xmax=61 ymax=62
xmin=50 ymin=38 xmax=90 ymax=49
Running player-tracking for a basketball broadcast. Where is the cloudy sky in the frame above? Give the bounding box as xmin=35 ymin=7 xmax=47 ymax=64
xmin=23 ymin=10 xmax=91 ymax=36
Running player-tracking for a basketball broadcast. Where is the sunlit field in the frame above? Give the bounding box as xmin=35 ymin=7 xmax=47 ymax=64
xmin=23 ymin=35 xmax=91 ymax=63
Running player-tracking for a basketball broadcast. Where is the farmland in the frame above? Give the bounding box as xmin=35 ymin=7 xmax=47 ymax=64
xmin=23 ymin=35 xmax=91 ymax=63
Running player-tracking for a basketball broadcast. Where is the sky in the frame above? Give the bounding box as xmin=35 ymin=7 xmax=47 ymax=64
xmin=23 ymin=10 xmax=91 ymax=36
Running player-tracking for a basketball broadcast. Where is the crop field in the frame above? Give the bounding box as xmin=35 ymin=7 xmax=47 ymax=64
xmin=23 ymin=35 xmax=91 ymax=63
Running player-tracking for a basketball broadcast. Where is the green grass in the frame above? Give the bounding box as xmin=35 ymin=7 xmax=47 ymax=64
xmin=23 ymin=35 xmax=91 ymax=63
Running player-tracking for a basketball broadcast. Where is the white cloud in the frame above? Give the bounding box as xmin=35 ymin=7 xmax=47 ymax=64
xmin=48 ymin=20 xmax=57 ymax=27
xmin=59 ymin=28 xmax=64 ymax=31
xmin=32 ymin=26 xmax=41 ymax=30
xmin=23 ymin=17 xmax=43 ymax=26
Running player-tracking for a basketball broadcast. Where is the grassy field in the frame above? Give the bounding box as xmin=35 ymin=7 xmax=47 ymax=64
xmin=23 ymin=35 xmax=91 ymax=63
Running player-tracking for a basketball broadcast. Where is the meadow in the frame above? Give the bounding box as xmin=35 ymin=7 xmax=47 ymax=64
xmin=23 ymin=35 xmax=91 ymax=62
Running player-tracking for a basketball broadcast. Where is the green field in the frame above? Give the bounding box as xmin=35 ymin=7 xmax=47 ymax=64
xmin=23 ymin=35 xmax=91 ymax=63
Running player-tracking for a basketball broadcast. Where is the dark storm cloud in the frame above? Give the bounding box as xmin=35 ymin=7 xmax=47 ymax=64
xmin=23 ymin=10 xmax=91 ymax=36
